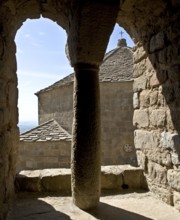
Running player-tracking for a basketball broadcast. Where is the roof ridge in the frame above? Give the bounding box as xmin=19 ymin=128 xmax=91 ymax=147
xmin=20 ymin=119 xmax=72 ymax=142
xmin=35 ymin=73 xmax=74 ymax=95
xmin=55 ymin=122 xmax=71 ymax=138
xmin=36 ymin=45 xmax=133 ymax=94
xmin=20 ymin=119 xmax=55 ymax=135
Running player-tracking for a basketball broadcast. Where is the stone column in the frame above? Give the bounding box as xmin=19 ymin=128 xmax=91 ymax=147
xmin=71 ymin=63 xmax=101 ymax=210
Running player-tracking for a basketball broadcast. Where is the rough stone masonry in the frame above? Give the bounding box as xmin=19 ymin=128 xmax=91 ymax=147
xmin=118 ymin=0 xmax=180 ymax=211
xmin=0 ymin=0 xmax=180 ymax=219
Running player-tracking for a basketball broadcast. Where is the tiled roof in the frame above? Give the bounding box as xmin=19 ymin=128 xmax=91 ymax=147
xmin=35 ymin=73 xmax=74 ymax=95
xmin=99 ymin=46 xmax=133 ymax=82
xmin=36 ymin=42 xmax=133 ymax=95
xmin=20 ymin=119 xmax=72 ymax=142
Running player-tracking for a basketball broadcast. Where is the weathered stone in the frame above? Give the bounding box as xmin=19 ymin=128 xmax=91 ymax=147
xmin=133 ymin=109 xmax=149 ymax=128
xmin=171 ymin=152 xmax=180 ymax=166
xmin=101 ymin=166 xmax=123 ymax=191
xmin=41 ymin=169 xmax=71 ymax=193
xmin=150 ymin=90 xmax=158 ymax=106
xmin=146 ymin=58 xmax=155 ymax=75
xmin=148 ymin=183 xmax=173 ymax=205
xmin=101 ymin=172 xmax=123 ymax=191
xmin=167 ymin=169 xmax=180 ymax=192
xmin=157 ymin=90 xmax=166 ymax=107
xmin=0 ymin=0 xmax=180 ymax=217
xmin=149 ymin=109 xmax=166 ymax=127
xmin=168 ymin=65 xmax=180 ymax=82
xmin=133 ymin=46 xmax=147 ymax=64
xmin=133 ymin=76 xmax=148 ymax=92
xmin=150 ymin=70 xmax=167 ymax=88
xmin=139 ymin=90 xmax=150 ymax=108
xmin=133 ymin=59 xmax=146 ymax=78
xmin=15 ymin=167 xmax=146 ymax=194
xmin=144 ymin=148 xmax=172 ymax=168
xmin=15 ymin=170 xmax=41 ymax=192
xmin=162 ymin=81 xmax=175 ymax=104
xmin=123 ymin=168 xmax=147 ymax=190
xmin=133 ymin=92 xmax=139 ymax=109
xmin=136 ymin=150 xmax=143 ymax=167
xmin=166 ymin=41 xmax=180 ymax=66
xmin=134 ymin=130 xmax=159 ymax=150
xmin=174 ymin=191 xmax=180 ymax=211
xmin=150 ymin=31 xmax=165 ymax=53
xmin=158 ymin=47 xmax=168 ymax=64
xmin=174 ymin=82 xmax=180 ymax=102
xmin=166 ymin=110 xmax=175 ymax=130
xmin=168 ymin=109 xmax=180 ymax=131
xmin=160 ymin=132 xmax=180 ymax=154
xmin=147 ymin=161 xmax=168 ymax=187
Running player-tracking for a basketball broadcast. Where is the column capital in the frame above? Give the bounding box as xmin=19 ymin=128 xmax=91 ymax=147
xmin=67 ymin=1 xmax=119 ymax=66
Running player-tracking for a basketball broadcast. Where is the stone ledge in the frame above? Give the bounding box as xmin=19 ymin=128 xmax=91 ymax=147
xmin=15 ymin=165 xmax=147 ymax=193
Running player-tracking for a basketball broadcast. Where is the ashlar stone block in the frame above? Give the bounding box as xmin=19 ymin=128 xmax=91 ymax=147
xmin=167 ymin=169 xmax=180 ymax=192
xmin=133 ymin=109 xmax=149 ymax=128
xmin=147 ymin=161 xmax=168 ymax=187
xmin=133 ymin=76 xmax=148 ymax=92
xmin=173 ymin=190 xmax=180 ymax=211
xmin=149 ymin=109 xmax=166 ymax=127
xmin=139 ymin=90 xmax=150 ymax=108
xmin=145 ymin=148 xmax=172 ymax=168
xmin=133 ymin=46 xmax=147 ymax=64
xmin=133 ymin=59 xmax=146 ymax=78
xmin=171 ymin=152 xmax=180 ymax=166
xmin=148 ymin=183 xmax=173 ymax=205
xmin=160 ymin=132 xmax=180 ymax=154
xmin=134 ymin=130 xmax=159 ymax=150
xmin=150 ymin=90 xmax=158 ymax=106
xmin=133 ymin=92 xmax=139 ymax=109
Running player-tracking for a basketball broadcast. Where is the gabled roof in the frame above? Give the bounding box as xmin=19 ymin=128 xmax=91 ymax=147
xmin=20 ymin=119 xmax=72 ymax=142
xmin=35 ymin=73 xmax=74 ymax=95
xmin=36 ymin=39 xmax=133 ymax=95
xmin=99 ymin=46 xmax=133 ymax=82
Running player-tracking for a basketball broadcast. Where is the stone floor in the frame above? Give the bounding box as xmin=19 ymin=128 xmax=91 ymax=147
xmin=8 ymin=191 xmax=180 ymax=220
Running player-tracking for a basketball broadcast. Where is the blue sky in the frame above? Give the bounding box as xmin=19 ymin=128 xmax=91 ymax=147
xmin=15 ymin=18 xmax=134 ymax=124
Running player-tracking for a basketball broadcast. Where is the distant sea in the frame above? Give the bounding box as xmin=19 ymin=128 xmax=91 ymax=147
xmin=18 ymin=121 xmax=38 ymax=134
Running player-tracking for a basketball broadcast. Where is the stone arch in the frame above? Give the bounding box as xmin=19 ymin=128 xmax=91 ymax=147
xmin=1 ymin=0 xmax=120 ymax=216
xmin=0 ymin=1 xmax=70 ymax=218
xmin=1 ymin=0 xmax=180 ymax=217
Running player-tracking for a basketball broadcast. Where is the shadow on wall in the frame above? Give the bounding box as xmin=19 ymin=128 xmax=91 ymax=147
xmin=87 ymin=202 xmax=153 ymax=220
xmin=148 ymin=30 xmax=180 ymax=166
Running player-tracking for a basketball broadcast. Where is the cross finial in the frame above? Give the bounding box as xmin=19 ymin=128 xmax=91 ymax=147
xmin=119 ymin=30 xmax=124 ymax=39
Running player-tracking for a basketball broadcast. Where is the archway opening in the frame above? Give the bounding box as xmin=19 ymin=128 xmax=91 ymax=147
xmin=15 ymin=17 xmax=73 ymax=133
xmin=16 ymin=19 xmax=136 ymax=173
xmin=15 ymin=17 xmax=73 ymax=172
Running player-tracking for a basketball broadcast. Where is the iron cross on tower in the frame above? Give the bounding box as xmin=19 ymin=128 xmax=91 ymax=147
xmin=119 ymin=30 xmax=124 ymax=39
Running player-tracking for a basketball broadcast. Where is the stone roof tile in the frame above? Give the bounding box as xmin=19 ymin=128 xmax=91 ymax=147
xmin=20 ymin=120 xmax=72 ymax=142
xmin=36 ymin=42 xmax=133 ymax=95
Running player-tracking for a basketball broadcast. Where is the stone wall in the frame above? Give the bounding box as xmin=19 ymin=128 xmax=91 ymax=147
xmin=0 ymin=12 xmax=19 ymax=220
xmin=117 ymin=0 xmax=180 ymax=210
xmin=0 ymin=1 xmax=70 ymax=217
xmin=37 ymin=81 xmax=137 ymax=166
xmin=1 ymin=0 xmax=180 ymax=217
xmin=100 ymin=82 xmax=137 ymax=165
xmin=17 ymin=140 xmax=71 ymax=172
xmin=38 ymin=85 xmax=74 ymax=134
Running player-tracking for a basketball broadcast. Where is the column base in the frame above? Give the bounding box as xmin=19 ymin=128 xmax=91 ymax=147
xmin=72 ymin=192 xmax=100 ymax=210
